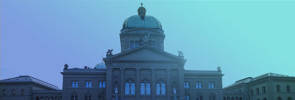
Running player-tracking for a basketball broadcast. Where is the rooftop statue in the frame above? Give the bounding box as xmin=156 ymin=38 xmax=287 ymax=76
xmin=106 ymin=49 xmax=113 ymax=57
xmin=64 ymin=64 xmax=69 ymax=70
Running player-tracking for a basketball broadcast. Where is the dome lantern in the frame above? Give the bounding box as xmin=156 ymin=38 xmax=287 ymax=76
xmin=120 ymin=4 xmax=165 ymax=52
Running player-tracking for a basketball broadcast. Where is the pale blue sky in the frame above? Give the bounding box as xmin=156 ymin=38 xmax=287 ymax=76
xmin=1 ymin=0 xmax=295 ymax=88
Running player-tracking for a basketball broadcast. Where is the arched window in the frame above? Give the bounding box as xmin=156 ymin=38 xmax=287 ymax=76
xmin=277 ymin=97 xmax=282 ymax=100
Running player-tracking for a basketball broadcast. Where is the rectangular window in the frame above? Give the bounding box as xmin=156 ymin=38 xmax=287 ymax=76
xmin=140 ymin=83 xmax=145 ymax=95
xmin=99 ymin=81 xmax=103 ymax=88
xmin=85 ymin=81 xmax=92 ymax=88
xmin=102 ymin=81 xmax=106 ymax=88
xmin=130 ymin=40 xmax=135 ymax=49
xmin=262 ymin=86 xmax=266 ymax=94
xmin=208 ymin=82 xmax=215 ymax=89
xmin=287 ymin=85 xmax=291 ymax=93
xmin=146 ymin=83 xmax=151 ymax=96
xmin=256 ymin=88 xmax=260 ymax=95
xmin=184 ymin=81 xmax=190 ymax=88
xmin=156 ymin=83 xmax=160 ymax=96
xmin=72 ymin=81 xmax=79 ymax=88
xmin=196 ymin=81 xmax=202 ymax=88
xmin=161 ymin=83 xmax=166 ymax=95
xmin=276 ymin=85 xmax=280 ymax=92
xmin=186 ymin=95 xmax=190 ymax=100
xmin=125 ymin=82 xmax=130 ymax=95
xmin=250 ymin=89 xmax=254 ymax=96
xmin=130 ymin=83 xmax=135 ymax=96
xmin=135 ymin=40 xmax=140 ymax=48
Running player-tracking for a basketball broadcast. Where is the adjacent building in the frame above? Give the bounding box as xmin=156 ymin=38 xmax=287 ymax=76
xmin=223 ymin=73 xmax=295 ymax=100
xmin=0 ymin=76 xmax=62 ymax=100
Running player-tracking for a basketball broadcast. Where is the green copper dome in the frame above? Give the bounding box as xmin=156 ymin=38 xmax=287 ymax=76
xmin=122 ymin=15 xmax=162 ymax=29
xmin=122 ymin=5 xmax=162 ymax=29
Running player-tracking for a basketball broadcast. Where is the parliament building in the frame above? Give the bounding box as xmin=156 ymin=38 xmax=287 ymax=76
xmin=1 ymin=5 xmax=226 ymax=100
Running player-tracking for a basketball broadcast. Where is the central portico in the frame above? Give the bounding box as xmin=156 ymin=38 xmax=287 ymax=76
xmin=104 ymin=4 xmax=186 ymax=100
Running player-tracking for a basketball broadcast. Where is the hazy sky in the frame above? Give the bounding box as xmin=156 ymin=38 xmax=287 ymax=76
xmin=1 ymin=0 xmax=295 ymax=88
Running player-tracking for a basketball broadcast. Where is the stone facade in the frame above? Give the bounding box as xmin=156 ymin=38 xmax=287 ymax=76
xmin=0 ymin=76 xmax=61 ymax=100
xmin=0 ymin=5 xmax=223 ymax=100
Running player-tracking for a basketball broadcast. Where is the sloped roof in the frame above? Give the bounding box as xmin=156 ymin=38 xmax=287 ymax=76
xmin=0 ymin=76 xmax=59 ymax=90
xmin=224 ymin=73 xmax=295 ymax=89
xmin=184 ymin=70 xmax=222 ymax=75
xmin=253 ymin=73 xmax=292 ymax=80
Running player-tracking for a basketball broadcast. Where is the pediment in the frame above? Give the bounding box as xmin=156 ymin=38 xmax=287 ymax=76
xmin=110 ymin=48 xmax=182 ymax=62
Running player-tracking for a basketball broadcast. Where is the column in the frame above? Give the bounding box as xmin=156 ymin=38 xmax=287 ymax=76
xmin=152 ymin=68 xmax=155 ymax=100
xmin=136 ymin=68 xmax=140 ymax=100
xmin=120 ymin=68 xmax=124 ymax=100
